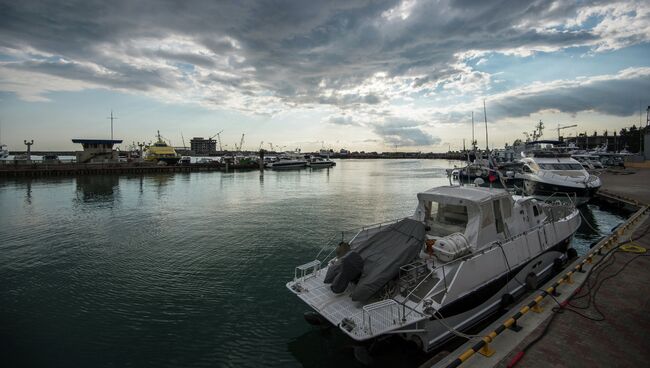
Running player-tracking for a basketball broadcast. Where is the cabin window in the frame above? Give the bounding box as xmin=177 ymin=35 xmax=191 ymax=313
xmin=426 ymin=201 xmax=468 ymax=236
xmin=493 ymin=201 xmax=504 ymax=234
xmin=539 ymin=163 xmax=583 ymax=170
xmin=500 ymin=198 xmax=512 ymax=218
xmin=533 ymin=205 xmax=540 ymax=217
xmin=480 ymin=203 xmax=494 ymax=228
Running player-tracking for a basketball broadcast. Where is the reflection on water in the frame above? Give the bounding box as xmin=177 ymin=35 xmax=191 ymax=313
xmin=0 ymin=159 xmax=631 ymax=368
xmin=75 ymin=175 xmax=120 ymax=203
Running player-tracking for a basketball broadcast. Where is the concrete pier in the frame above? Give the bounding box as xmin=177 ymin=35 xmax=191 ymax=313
xmin=427 ymin=168 xmax=650 ymax=368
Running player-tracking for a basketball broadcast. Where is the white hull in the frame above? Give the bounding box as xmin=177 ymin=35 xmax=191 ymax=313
xmin=402 ymin=248 xmax=565 ymax=351
xmin=269 ymin=161 xmax=307 ymax=169
xmin=287 ymin=186 xmax=581 ymax=353
xmin=308 ymin=162 xmax=335 ymax=168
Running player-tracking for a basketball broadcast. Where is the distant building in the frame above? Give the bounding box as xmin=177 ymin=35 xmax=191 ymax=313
xmin=72 ymin=139 xmax=123 ymax=163
xmin=190 ymin=137 xmax=216 ymax=154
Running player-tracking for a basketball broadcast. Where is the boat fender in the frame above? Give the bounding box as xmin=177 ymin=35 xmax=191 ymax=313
xmin=525 ymin=272 xmax=538 ymax=290
xmin=500 ymin=293 xmax=515 ymax=310
xmin=330 ymin=252 xmax=363 ymax=294
xmin=553 ymin=257 xmax=564 ymax=272
xmin=567 ymin=248 xmax=578 ymax=260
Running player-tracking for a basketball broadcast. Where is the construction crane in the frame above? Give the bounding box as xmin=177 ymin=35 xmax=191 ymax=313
xmin=239 ymin=133 xmax=245 ymax=152
xmin=557 ymin=124 xmax=578 ymax=140
xmin=208 ymin=130 xmax=224 ymax=151
xmin=216 ymin=130 xmax=224 ymax=151
xmin=181 ymin=132 xmax=187 ymax=150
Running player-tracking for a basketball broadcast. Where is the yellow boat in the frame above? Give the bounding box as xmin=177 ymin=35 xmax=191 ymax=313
xmin=144 ymin=131 xmax=181 ymax=165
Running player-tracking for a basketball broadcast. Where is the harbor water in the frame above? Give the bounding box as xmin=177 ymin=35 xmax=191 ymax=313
xmin=0 ymin=159 xmax=629 ymax=367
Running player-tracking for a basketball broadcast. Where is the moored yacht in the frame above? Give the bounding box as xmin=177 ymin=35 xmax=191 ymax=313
xmin=267 ymin=152 xmax=307 ymax=169
xmin=307 ymin=156 xmax=336 ymax=168
xmin=519 ymin=149 xmax=601 ymax=205
xmin=287 ymin=185 xmax=580 ymax=353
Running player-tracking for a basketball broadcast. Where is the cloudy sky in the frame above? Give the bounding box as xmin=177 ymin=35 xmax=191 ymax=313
xmin=0 ymin=0 xmax=649 ymax=152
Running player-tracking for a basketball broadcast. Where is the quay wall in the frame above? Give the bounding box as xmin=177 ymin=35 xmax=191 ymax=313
xmin=0 ymin=162 xmax=223 ymax=177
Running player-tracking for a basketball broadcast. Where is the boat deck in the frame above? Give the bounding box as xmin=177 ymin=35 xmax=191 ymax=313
xmin=288 ymin=267 xmax=426 ymax=340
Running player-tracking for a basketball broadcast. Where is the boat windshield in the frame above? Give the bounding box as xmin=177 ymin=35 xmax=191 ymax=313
xmin=538 ymin=163 xmax=583 ymax=170
xmin=425 ymin=201 xmax=469 ymax=236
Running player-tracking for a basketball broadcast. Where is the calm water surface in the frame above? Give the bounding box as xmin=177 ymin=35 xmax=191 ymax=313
xmin=0 ymin=159 xmax=627 ymax=367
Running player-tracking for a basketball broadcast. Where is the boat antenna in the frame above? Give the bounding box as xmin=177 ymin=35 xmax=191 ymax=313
xmin=107 ymin=110 xmax=118 ymax=140
xmin=483 ymin=100 xmax=489 ymax=152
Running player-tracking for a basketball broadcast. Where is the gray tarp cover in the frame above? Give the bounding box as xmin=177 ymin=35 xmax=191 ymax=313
xmin=350 ymin=218 xmax=425 ymax=301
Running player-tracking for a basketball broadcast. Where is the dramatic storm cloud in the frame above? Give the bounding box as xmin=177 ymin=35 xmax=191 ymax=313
xmin=0 ymin=0 xmax=648 ymax=150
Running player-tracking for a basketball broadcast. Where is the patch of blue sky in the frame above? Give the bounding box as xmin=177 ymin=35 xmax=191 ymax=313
xmin=0 ymin=54 xmax=20 ymax=62
xmin=559 ymin=14 xmax=605 ymax=31
xmin=174 ymin=62 xmax=196 ymax=74
xmin=0 ymin=53 xmax=60 ymax=62
xmin=0 ymin=89 xmax=234 ymax=141
xmin=468 ymin=43 xmax=650 ymax=92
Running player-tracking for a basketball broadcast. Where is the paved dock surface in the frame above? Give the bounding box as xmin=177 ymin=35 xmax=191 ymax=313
xmin=497 ymin=168 xmax=650 ymax=368
xmin=598 ymin=168 xmax=650 ymax=204
xmin=495 ymin=218 xmax=650 ymax=368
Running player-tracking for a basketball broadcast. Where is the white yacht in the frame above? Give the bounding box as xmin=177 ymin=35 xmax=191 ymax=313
xmin=519 ymin=151 xmax=601 ymax=205
xmin=571 ymin=154 xmax=604 ymax=170
xmin=287 ymin=185 xmax=580 ymax=353
xmin=307 ymin=156 xmax=336 ymax=168
xmin=266 ymin=152 xmax=307 ymax=169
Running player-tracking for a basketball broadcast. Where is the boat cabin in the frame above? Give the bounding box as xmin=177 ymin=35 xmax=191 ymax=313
xmin=415 ymin=186 xmax=515 ymax=250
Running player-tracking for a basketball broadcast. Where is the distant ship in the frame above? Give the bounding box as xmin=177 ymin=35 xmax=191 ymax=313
xmin=144 ymin=131 xmax=181 ymax=165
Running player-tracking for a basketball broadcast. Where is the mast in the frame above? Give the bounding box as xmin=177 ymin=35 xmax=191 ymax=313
xmin=107 ymin=110 xmax=118 ymax=140
xmin=471 ymin=111 xmax=475 ymax=151
xmin=483 ymin=100 xmax=489 ymax=151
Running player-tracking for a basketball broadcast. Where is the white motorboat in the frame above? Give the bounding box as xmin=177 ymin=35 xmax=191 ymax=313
xmin=287 ymin=185 xmax=580 ymax=353
xmin=571 ymin=154 xmax=604 ymax=170
xmin=267 ymin=152 xmax=307 ymax=169
xmin=519 ymin=150 xmax=601 ymax=205
xmin=307 ymin=156 xmax=336 ymax=168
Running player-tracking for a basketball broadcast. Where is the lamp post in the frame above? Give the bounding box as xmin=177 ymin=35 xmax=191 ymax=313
xmin=137 ymin=141 xmax=146 ymax=161
xmin=24 ymin=139 xmax=34 ymax=161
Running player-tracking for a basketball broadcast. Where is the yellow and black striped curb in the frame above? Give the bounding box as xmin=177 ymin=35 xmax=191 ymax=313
xmin=443 ymin=204 xmax=650 ymax=368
